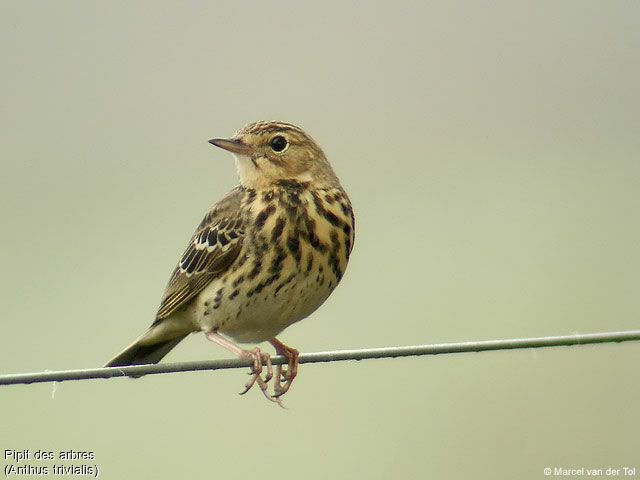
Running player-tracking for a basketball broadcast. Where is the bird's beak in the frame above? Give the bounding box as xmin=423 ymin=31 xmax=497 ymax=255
xmin=208 ymin=138 xmax=252 ymax=156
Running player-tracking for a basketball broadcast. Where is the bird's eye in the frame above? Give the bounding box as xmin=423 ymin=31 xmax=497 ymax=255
xmin=270 ymin=135 xmax=288 ymax=152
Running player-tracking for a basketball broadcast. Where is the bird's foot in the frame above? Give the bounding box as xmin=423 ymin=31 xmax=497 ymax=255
xmin=205 ymin=330 xmax=285 ymax=407
xmin=238 ymin=347 xmax=283 ymax=407
xmin=269 ymin=338 xmax=299 ymax=398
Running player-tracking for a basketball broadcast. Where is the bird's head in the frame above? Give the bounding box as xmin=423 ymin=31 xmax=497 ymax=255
xmin=209 ymin=121 xmax=338 ymax=189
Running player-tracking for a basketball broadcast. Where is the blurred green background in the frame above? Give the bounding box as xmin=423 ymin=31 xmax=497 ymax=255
xmin=1 ymin=1 xmax=638 ymax=478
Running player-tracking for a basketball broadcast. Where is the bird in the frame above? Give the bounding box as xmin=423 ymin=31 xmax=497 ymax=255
xmin=105 ymin=120 xmax=355 ymax=405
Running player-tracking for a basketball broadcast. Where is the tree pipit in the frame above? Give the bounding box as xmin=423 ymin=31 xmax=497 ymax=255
xmin=106 ymin=121 xmax=355 ymax=405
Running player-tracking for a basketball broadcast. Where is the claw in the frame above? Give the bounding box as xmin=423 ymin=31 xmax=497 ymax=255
xmin=236 ymin=347 xmax=274 ymax=399
xmin=269 ymin=338 xmax=299 ymax=398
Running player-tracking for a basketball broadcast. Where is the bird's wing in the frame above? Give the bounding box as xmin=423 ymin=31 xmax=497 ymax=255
xmin=155 ymin=186 xmax=245 ymax=320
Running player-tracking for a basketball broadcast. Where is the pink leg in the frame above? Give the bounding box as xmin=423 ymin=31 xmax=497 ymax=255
xmin=205 ymin=330 xmax=282 ymax=406
xmin=269 ymin=338 xmax=299 ymax=397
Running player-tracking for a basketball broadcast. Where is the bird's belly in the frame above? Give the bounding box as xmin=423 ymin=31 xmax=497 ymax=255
xmin=192 ymin=260 xmax=333 ymax=343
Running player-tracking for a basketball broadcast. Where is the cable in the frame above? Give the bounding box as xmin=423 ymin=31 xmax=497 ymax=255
xmin=1 ymin=330 xmax=638 ymax=386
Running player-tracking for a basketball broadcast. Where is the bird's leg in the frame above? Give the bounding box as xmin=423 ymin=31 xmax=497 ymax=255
xmin=205 ymin=330 xmax=282 ymax=406
xmin=269 ymin=338 xmax=299 ymax=397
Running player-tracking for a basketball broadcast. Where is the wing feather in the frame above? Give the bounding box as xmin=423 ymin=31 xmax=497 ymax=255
xmin=155 ymin=186 xmax=245 ymax=320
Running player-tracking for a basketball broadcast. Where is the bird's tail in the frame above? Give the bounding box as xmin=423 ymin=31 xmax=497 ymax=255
xmin=105 ymin=318 xmax=193 ymax=368
xmin=105 ymin=334 xmax=188 ymax=368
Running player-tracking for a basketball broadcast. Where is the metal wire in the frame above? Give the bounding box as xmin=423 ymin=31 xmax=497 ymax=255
xmin=1 ymin=330 xmax=638 ymax=386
